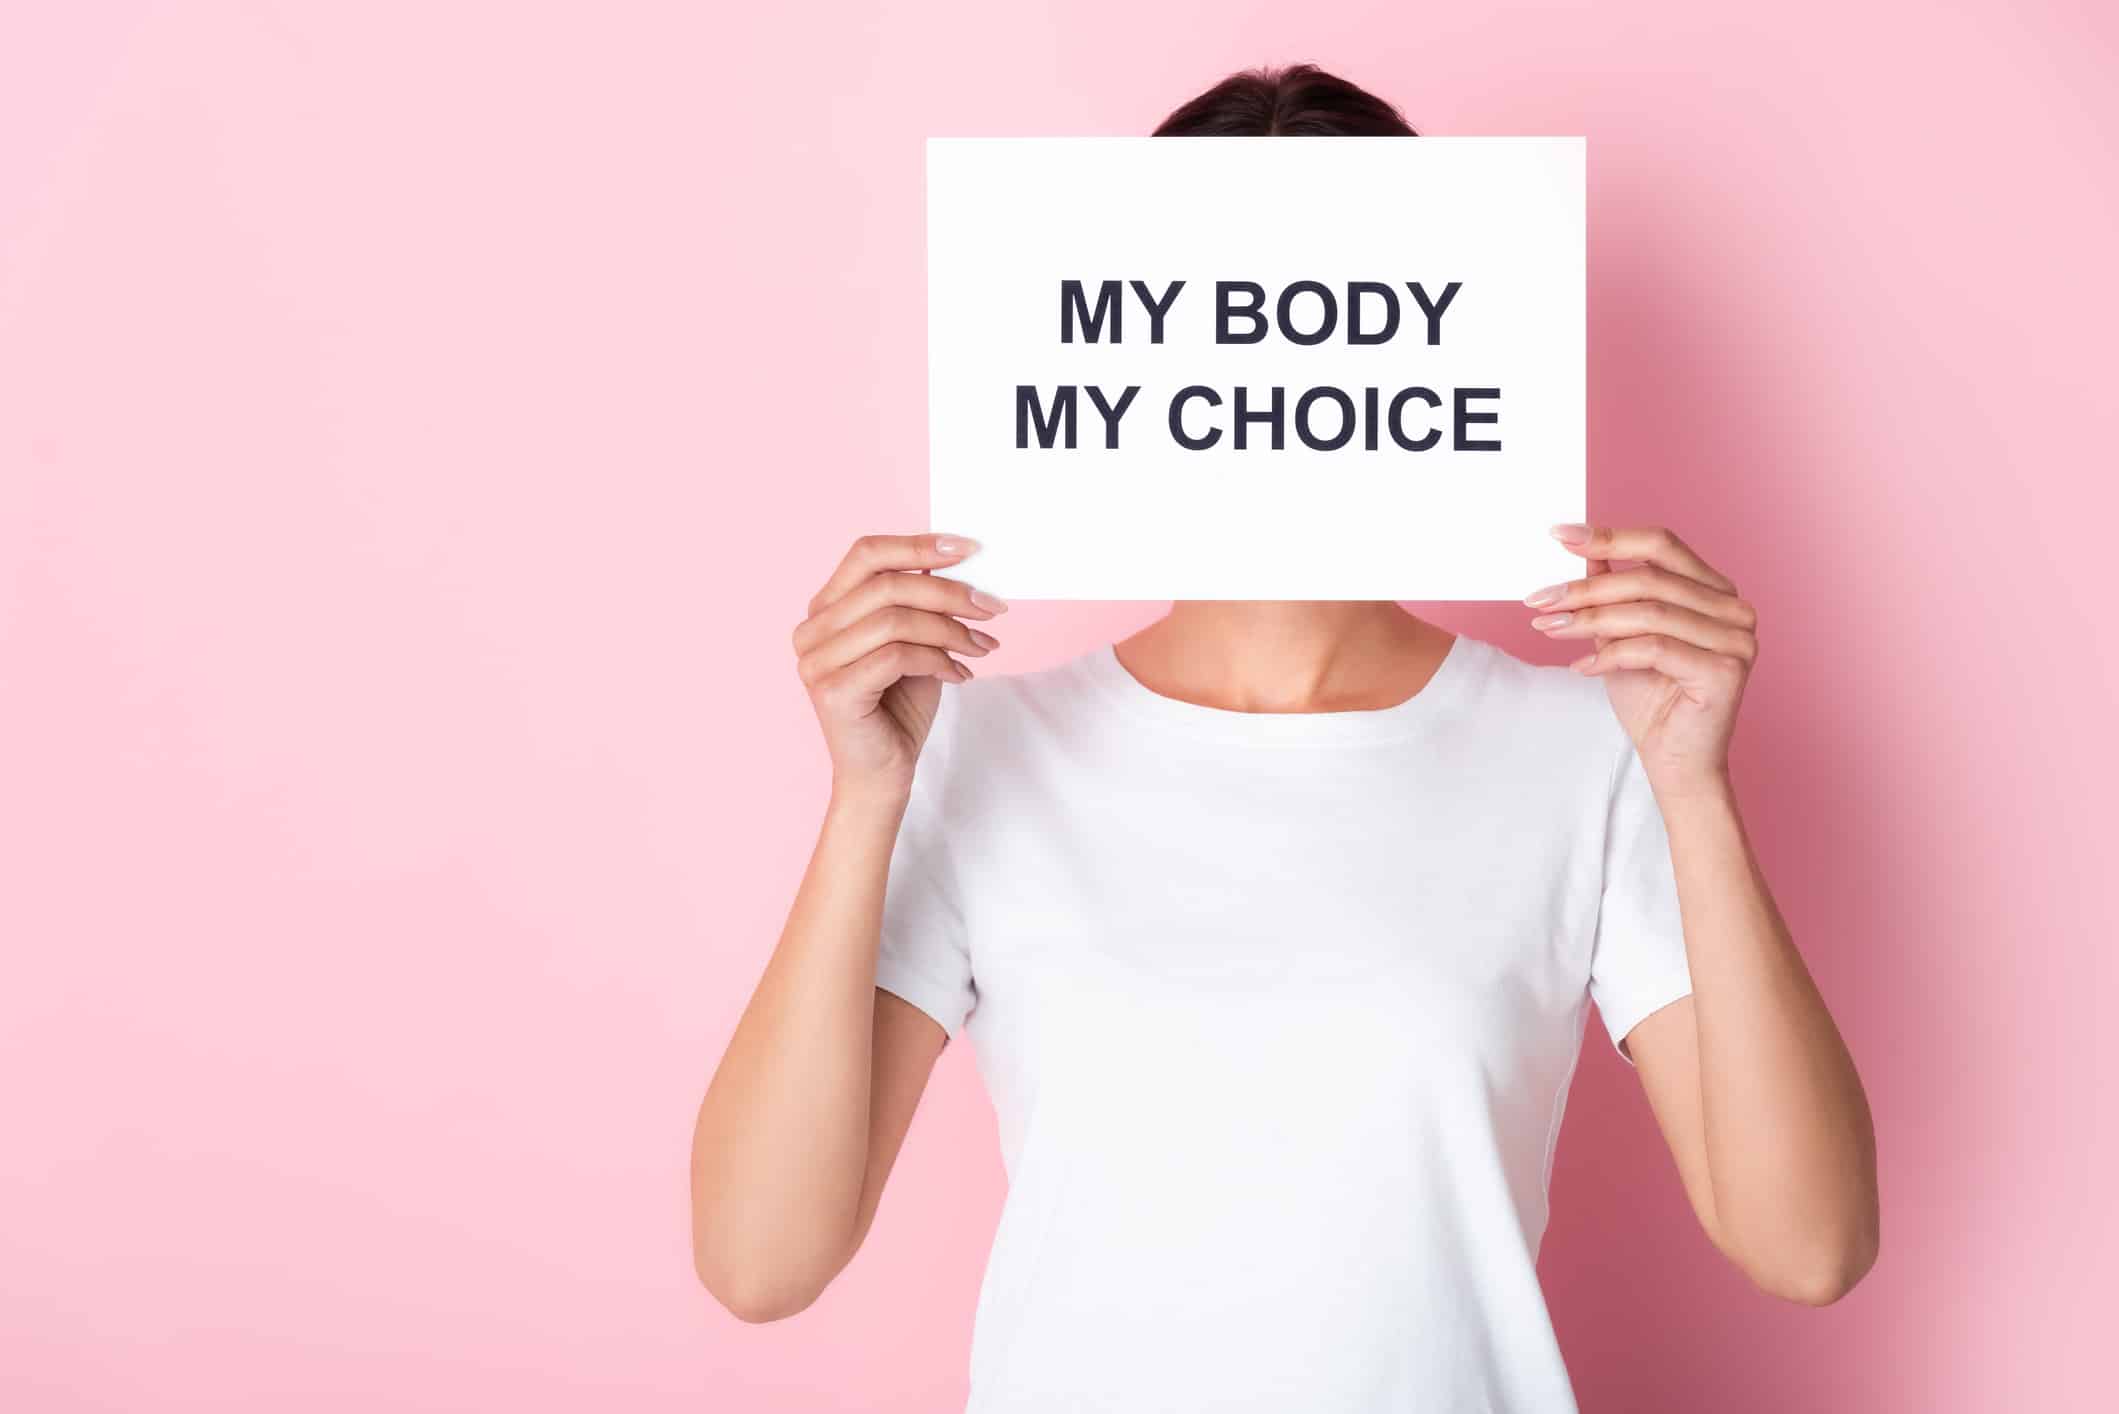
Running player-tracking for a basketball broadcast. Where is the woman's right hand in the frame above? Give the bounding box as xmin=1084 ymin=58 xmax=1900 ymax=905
xmin=792 ymin=533 xmax=1005 ymax=800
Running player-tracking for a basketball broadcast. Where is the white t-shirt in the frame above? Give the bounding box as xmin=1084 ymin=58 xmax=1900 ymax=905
xmin=874 ymin=634 xmax=1693 ymax=1413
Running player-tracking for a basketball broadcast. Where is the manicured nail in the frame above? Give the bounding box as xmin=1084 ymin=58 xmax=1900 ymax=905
xmin=1524 ymin=584 xmax=1566 ymax=608
xmin=968 ymin=589 xmax=1009 ymax=614
xmin=1550 ymin=523 xmax=1591 ymax=546
xmin=968 ymin=629 xmax=1000 ymax=652
xmin=1531 ymin=613 xmax=1572 ymax=631
xmin=951 ymin=659 xmax=975 ymax=681
xmin=934 ymin=535 xmax=980 ymax=558
xmin=1568 ymin=653 xmax=1597 ymax=673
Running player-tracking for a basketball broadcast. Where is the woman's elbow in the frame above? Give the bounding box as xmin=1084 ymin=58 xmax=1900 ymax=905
xmin=712 ymin=1280 xmax=821 ymax=1326
xmin=694 ymin=1240 xmax=827 ymax=1324
xmin=1749 ymin=1216 xmax=1879 ymax=1308
xmin=691 ymin=1199 xmax=843 ymax=1325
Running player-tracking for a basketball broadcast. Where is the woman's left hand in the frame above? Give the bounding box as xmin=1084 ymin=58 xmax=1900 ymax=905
xmin=1524 ymin=523 xmax=1757 ymax=793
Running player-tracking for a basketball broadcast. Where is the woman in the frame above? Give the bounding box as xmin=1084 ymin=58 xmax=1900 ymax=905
xmin=692 ymin=66 xmax=1877 ymax=1413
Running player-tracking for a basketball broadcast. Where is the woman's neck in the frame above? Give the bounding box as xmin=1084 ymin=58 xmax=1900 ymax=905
xmin=1114 ymin=601 xmax=1454 ymax=714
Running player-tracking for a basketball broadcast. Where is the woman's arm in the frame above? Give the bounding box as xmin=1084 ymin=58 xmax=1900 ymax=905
xmin=690 ymin=534 xmax=1001 ymax=1322
xmin=1626 ymin=789 xmax=1877 ymax=1305
xmin=1529 ymin=523 xmax=1879 ymax=1305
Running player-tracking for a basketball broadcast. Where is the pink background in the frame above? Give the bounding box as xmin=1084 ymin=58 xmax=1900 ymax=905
xmin=2 ymin=2 xmax=2112 ymax=1410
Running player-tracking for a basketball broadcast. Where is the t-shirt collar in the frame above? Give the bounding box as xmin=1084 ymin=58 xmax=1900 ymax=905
xmin=1074 ymin=631 xmax=1485 ymax=747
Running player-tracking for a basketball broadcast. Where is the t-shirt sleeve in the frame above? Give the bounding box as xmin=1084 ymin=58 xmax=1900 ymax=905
xmin=1587 ymin=740 xmax=1694 ymax=1063
xmin=873 ymin=688 xmax=977 ymax=1042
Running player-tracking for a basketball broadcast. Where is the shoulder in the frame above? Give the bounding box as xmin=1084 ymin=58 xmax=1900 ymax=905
xmin=937 ymin=648 xmax=1101 ymax=728
xmin=1455 ymin=634 xmax=1634 ymax=765
xmin=1464 ymin=634 xmax=1604 ymax=712
xmin=918 ymin=648 xmax=1108 ymax=776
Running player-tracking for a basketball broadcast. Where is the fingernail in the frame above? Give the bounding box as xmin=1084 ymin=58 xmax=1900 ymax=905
xmin=969 ymin=629 xmax=1000 ymax=652
xmin=1568 ymin=653 xmax=1597 ymax=673
xmin=1531 ymin=613 xmax=1572 ymax=630
xmin=934 ymin=535 xmax=980 ymax=558
xmin=1524 ymin=584 xmax=1566 ymax=608
xmin=1550 ymin=523 xmax=1591 ymax=546
xmin=968 ymin=589 xmax=1008 ymax=614
xmin=952 ymin=659 xmax=975 ymax=681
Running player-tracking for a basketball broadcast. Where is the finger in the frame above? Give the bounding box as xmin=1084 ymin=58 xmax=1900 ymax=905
xmin=1582 ymin=560 xmax=1611 ymax=649
xmin=1525 ymin=565 xmax=1756 ymax=628
xmin=1550 ymin=524 xmax=1735 ymax=594
xmin=816 ymin=643 xmax=971 ymax=709
xmin=1532 ymin=600 xmax=1757 ymax=661
xmin=798 ymin=606 xmax=996 ymax=685
xmin=1569 ymin=633 xmax=1747 ymax=704
xmin=794 ymin=571 xmax=1005 ymax=656
xmin=809 ymin=533 xmax=981 ymax=615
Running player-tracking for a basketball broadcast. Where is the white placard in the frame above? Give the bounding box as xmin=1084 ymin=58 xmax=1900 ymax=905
xmin=926 ymin=136 xmax=1585 ymax=600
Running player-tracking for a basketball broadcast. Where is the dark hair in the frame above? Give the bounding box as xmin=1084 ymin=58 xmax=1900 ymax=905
xmin=1152 ymin=64 xmax=1416 ymax=137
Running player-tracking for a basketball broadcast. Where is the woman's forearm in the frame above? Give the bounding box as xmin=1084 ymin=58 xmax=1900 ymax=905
xmin=1660 ymin=774 xmax=1879 ymax=1302
xmin=690 ymin=785 xmax=908 ymax=1319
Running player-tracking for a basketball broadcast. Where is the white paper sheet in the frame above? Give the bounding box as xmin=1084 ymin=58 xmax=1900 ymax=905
xmin=927 ymin=136 xmax=1586 ymax=600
